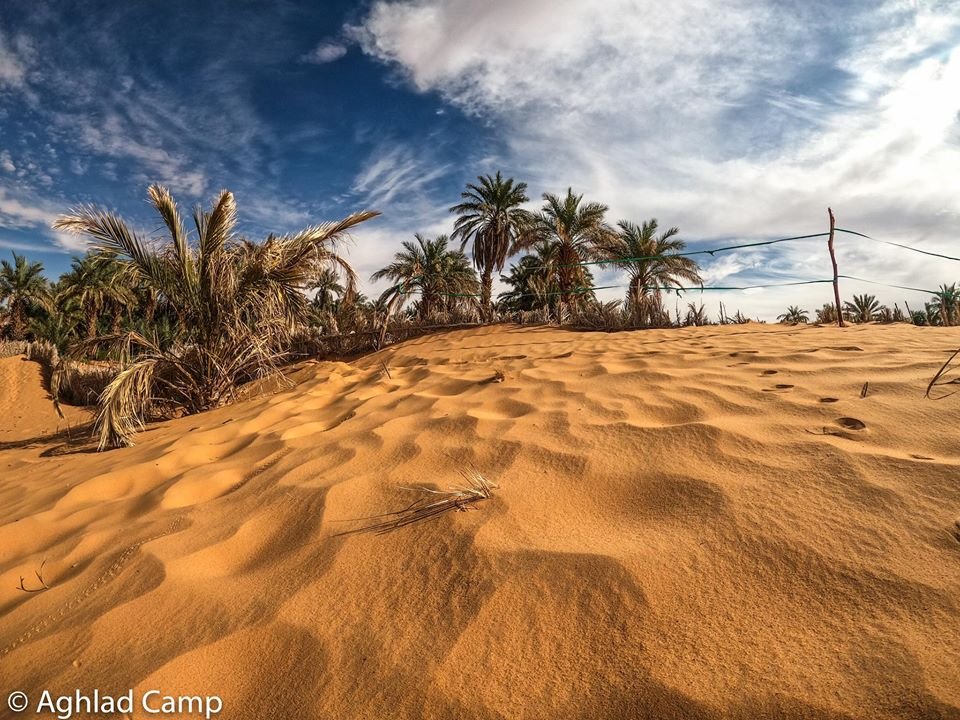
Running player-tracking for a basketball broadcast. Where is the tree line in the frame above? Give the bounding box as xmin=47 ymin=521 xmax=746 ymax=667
xmin=0 ymin=173 xmax=954 ymax=447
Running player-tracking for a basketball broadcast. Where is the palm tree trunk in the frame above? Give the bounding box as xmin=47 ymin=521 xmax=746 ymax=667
xmin=111 ymin=304 xmax=123 ymax=334
xmin=11 ymin=302 xmax=26 ymax=340
xmin=422 ymin=292 xmax=433 ymax=322
xmin=481 ymin=270 xmax=493 ymax=323
xmin=144 ymin=292 xmax=156 ymax=324
xmin=628 ymin=276 xmax=641 ymax=325
xmin=86 ymin=304 xmax=98 ymax=339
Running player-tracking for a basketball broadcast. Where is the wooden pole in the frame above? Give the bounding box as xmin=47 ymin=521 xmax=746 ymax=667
xmin=828 ymin=207 xmax=844 ymax=327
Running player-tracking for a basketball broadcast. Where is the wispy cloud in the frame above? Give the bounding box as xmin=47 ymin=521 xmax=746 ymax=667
xmin=352 ymin=143 xmax=451 ymax=208
xmin=68 ymin=111 xmax=208 ymax=195
xmin=302 ymin=40 xmax=348 ymax=64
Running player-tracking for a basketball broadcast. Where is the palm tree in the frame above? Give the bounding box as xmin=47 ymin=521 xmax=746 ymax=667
xmin=815 ymin=303 xmax=838 ymax=325
xmin=54 ymin=184 xmax=378 ymax=448
xmin=372 ymin=234 xmax=479 ymax=322
xmin=308 ymin=268 xmax=345 ymax=313
xmin=0 ymin=252 xmax=49 ymax=340
xmin=777 ymin=306 xmax=809 ymax=324
xmin=596 ymin=219 xmax=701 ymax=327
xmin=932 ymin=283 xmax=959 ymax=326
xmin=30 ymin=310 xmax=78 ymax=353
xmin=497 ymin=240 xmax=594 ymax=320
xmin=523 ymin=188 xmax=613 ymax=319
xmin=59 ymin=254 xmax=135 ymax=338
xmin=498 ymin=248 xmax=556 ymax=315
xmin=450 ymin=171 xmax=532 ymax=322
xmin=843 ymin=294 xmax=881 ymax=323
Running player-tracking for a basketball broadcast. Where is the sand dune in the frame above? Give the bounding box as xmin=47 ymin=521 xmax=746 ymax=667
xmin=1 ymin=324 xmax=959 ymax=719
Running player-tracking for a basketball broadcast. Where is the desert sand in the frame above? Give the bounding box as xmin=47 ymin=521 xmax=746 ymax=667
xmin=1 ymin=323 xmax=959 ymax=719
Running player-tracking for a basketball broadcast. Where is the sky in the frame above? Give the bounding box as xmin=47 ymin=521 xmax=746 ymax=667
xmin=0 ymin=0 xmax=958 ymax=320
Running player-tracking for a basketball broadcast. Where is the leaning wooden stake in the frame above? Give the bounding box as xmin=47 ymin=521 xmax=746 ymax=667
xmin=828 ymin=208 xmax=845 ymax=328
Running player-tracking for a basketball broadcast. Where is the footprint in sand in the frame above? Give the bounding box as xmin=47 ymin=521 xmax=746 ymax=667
xmin=761 ymin=370 xmax=778 ymax=376
xmin=819 ymin=397 xmax=839 ymax=403
xmin=835 ymin=417 xmax=866 ymax=431
xmin=763 ymin=384 xmax=794 ymax=392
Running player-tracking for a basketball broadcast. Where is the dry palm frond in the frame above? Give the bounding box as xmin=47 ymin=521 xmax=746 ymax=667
xmin=335 ymin=469 xmax=497 ymax=536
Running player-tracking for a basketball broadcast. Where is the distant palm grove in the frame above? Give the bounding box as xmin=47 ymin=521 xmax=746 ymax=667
xmin=0 ymin=173 xmax=955 ymax=448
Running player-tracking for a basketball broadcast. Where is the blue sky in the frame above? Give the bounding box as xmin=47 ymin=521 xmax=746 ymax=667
xmin=1 ymin=0 xmax=958 ymax=319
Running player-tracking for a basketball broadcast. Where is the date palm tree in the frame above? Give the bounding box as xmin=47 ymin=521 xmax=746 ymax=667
xmin=308 ymin=268 xmax=346 ymax=313
xmin=497 ymin=242 xmax=557 ymax=315
xmin=450 ymin=171 xmax=532 ymax=322
xmin=372 ymin=234 xmax=479 ymax=322
xmin=777 ymin=306 xmax=809 ymax=324
xmin=497 ymin=240 xmax=596 ymax=321
xmin=815 ymin=303 xmax=837 ymax=325
xmin=522 ymin=188 xmax=613 ymax=320
xmin=54 ymin=184 xmax=378 ymax=448
xmin=843 ymin=293 xmax=881 ymax=323
xmin=0 ymin=252 xmax=49 ymax=340
xmin=59 ymin=253 xmax=135 ymax=338
xmin=597 ymin=219 xmax=702 ymax=327
xmin=932 ymin=282 xmax=959 ymax=326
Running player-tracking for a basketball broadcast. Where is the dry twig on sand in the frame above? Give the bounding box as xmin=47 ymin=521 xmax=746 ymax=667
xmin=335 ymin=469 xmax=497 ymax=536
xmin=927 ymin=349 xmax=960 ymax=399
xmin=16 ymin=560 xmax=50 ymax=593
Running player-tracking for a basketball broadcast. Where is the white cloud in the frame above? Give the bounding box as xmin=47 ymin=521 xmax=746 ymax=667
xmin=302 ymin=41 xmax=348 ymax=64
xmin=0 ymin=186 xmax=59 ymax=228
xmin=0 ymin=30 xmax=27 ymax=88
xmin=0 ymin=186 xmax=85 ymax=253
xmin=351 ymin=142 xmax=451 ymax=208
xmin=0 ymin=150 xmax=14 ymax=172
xmin=352 ymin=0 xmax=960 ymax=318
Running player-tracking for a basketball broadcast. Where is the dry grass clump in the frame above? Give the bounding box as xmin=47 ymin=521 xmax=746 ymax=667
xmin=336 ymin=469 xmax=497 ymax=536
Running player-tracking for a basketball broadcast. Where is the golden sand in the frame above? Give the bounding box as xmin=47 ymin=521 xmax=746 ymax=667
xmin=1 ymin=323 xmax=959 ymax=719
